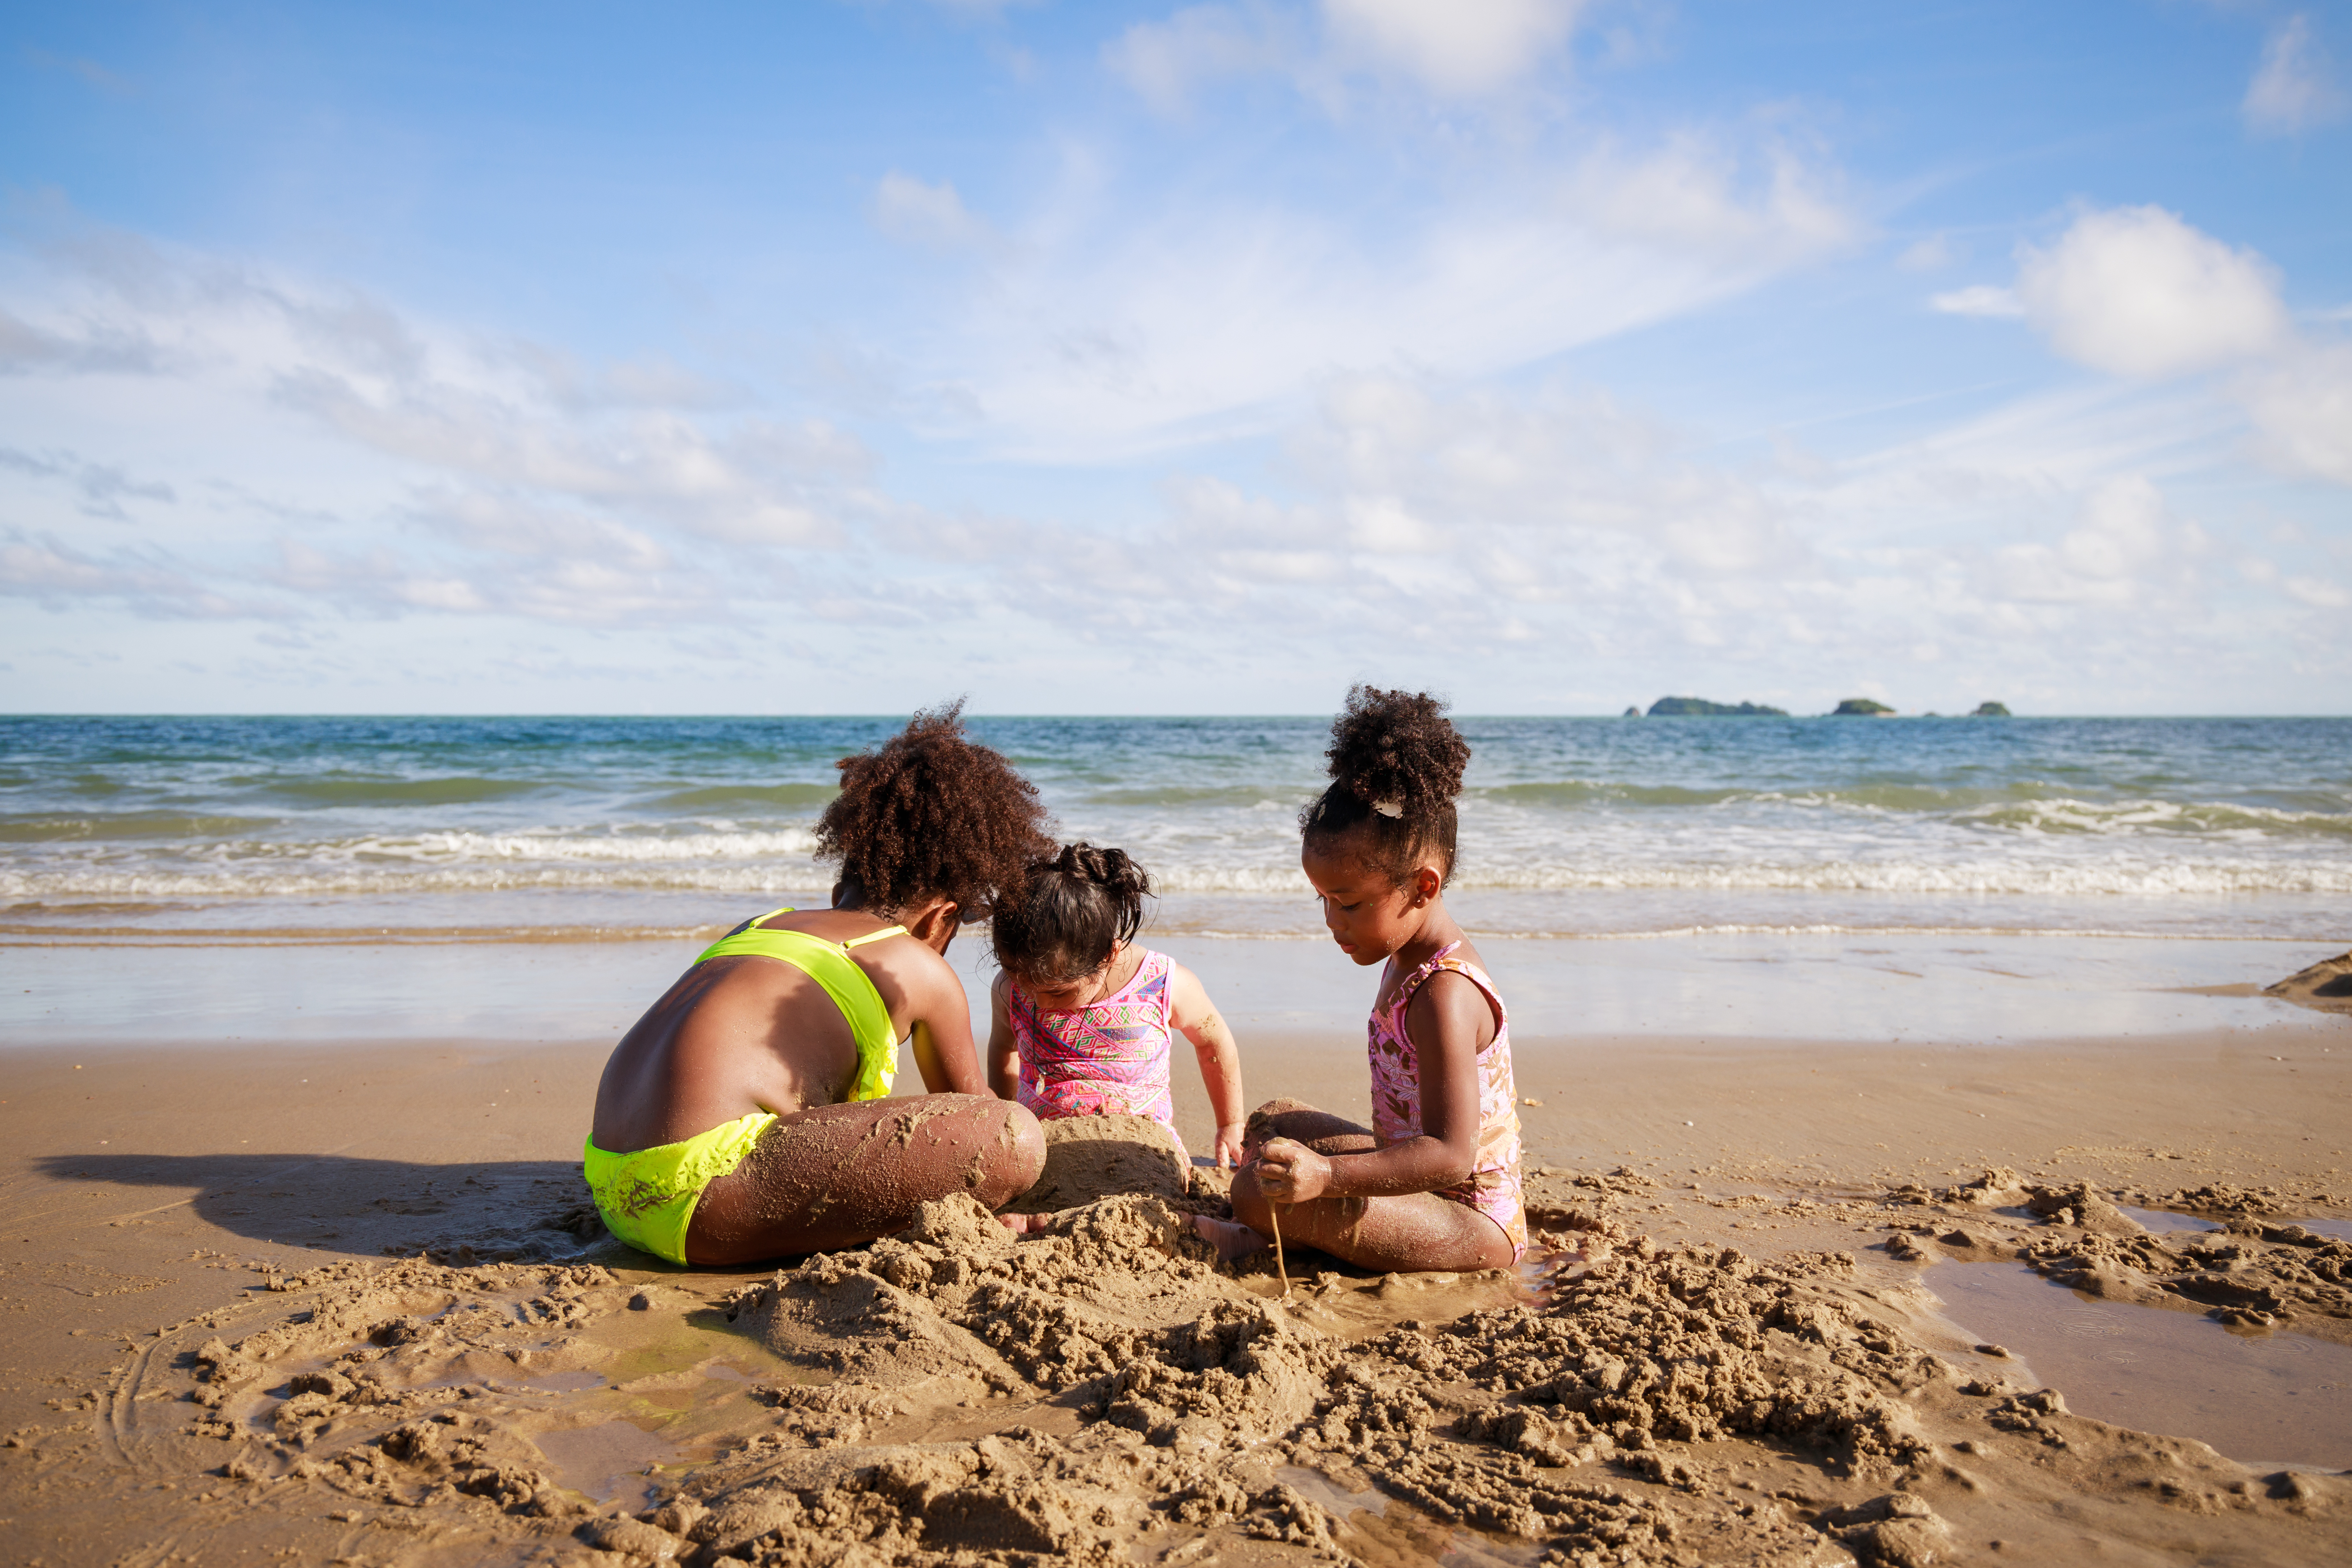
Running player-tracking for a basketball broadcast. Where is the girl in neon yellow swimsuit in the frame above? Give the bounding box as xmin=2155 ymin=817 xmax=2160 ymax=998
xmin=586 ymin=704 xmax=1051 ymax=1266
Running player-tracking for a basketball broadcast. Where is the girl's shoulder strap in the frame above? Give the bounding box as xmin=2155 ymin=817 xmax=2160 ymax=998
xmin=1394 ymin=942 xmax=1507 ymax=1027
xmin=1095 ymin=947 xmax=1171 ymax=1009
xmin=1380 ymin=939 xmax=1460 ymax=1014
xmin=1136 ymin=948 xmax=1174 ymax=1019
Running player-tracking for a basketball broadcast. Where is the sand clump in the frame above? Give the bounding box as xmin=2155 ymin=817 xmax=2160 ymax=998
xmin=2266 ymin=951 xmax=2352 ymax=1014
xmin=997 ymin=1112 xmax=1193 ymax=1215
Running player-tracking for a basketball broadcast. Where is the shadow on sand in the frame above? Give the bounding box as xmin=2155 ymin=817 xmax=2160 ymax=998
xmin=36 ymin=1150 xmax=647 ymax=1266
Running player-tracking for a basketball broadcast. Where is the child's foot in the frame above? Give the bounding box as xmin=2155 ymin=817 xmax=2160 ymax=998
xmin=1192 ymin=1215 xmax=1269 ymax=1262
xmin=997 ymin=1211 xmax=1052 ymax=1235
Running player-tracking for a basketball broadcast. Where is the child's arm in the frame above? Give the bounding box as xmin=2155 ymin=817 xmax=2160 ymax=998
xmin=1167 ymin=963 xmax=1246 ymax=1167
xmin=985 ymin=973 xmax=1021 ymax=1102
xmin=1256 ymin=969 xmax=1493 ymax=1201
xmin=896 ymin=947 xmax=990 ymax=1096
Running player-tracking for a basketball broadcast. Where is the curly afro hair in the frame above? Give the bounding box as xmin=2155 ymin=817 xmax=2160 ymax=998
xmin=815 ymin=700 xmax=1053 ymax=919
xmin=1299 ymin=684 xmax=1471 ymax=887
xmin=991 ymin=842 xmax=1153 ymax=984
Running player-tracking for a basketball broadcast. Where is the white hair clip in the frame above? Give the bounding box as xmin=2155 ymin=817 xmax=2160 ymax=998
xmin=1373 ymin=797 xmax=1404 ymax=818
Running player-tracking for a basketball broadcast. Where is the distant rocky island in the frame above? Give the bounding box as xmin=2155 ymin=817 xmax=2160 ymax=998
xmin=1644 ymin=697 xmax=1790 ymax=717
xmin=1626 ymin=695 xmax=2012 ymax=717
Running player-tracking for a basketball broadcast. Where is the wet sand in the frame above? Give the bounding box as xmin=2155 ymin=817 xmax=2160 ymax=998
xmin=4 ymin=1009 xmax=2349 ymax=1566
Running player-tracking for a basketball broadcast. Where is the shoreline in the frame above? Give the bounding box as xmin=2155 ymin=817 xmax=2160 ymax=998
xmin=7 ymin=927 xmax=2343 ymax=1050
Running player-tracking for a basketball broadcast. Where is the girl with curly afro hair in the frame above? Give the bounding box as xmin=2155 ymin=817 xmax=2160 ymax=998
xmin=1221 ymin=685 xmax=1525 ymax=1273
xmin=587 ymin=702 xmax=1052 ymax=1264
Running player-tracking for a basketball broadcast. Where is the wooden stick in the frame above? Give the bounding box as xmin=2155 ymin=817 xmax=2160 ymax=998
xmin=1268 ymin=1200 xmax=1289 ymax=1297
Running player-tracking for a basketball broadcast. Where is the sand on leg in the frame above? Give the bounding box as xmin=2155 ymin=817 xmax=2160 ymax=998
xmin=686 ymin=1095 xmax=1044 ymax=1263
xmin=1242 ymin=1097 xmax=1378 ymax=1159
xmin=1232 ymin=1097 xmax=1514 ymax=1273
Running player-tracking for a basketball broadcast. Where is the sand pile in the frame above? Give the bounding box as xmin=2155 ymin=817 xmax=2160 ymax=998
xmin=59 ymin=1167 xmax=2343 ymax=1568
xmin=2266 ymin=952 xmax=2352 ymax=1014
xmin=998 ymin=1113 xmax=1192 ymax=1215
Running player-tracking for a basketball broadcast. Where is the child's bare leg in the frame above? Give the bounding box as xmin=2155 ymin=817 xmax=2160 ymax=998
xmin=1242 ymin=1097 xmax=1377 ymax=1160
xmin=1231 ymin=1098 xmax=1513 ymax=1270
xmin=685 ymin=1096 xmax=1045 ymax=1264
xmin=1230 ymin=1167 xmax=1514 ymax=1273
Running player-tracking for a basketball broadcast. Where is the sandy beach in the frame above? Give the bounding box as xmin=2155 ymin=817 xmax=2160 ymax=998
xmin=8 ymin=0 xmax=2350 ymax=1546
xmin=5 ymin=934 xmax=2348 ymax=1567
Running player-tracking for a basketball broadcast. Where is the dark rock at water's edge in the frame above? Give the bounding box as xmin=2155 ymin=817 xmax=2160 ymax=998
xmin=1971 ymin=701 xmax=2013 ymax=717
xmin=2264 ymin=952 xmax=2352 ymax=1014
xmin=1646 ymin=697 xmax=1790 ymax=717
xmin=1831 ymin=697 xmax=1895 ymax=716
xmin=1623 ymin=706 xmax=1642 ymax=717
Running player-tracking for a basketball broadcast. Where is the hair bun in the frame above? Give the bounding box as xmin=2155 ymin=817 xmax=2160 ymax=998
xmin=1324 ymin=684 xmax=1469 ymax=807
xmin=1059 ymin=842 xmax=1152 ymax=902
xmin=993 ymin=842 xmax=1154 ymax=984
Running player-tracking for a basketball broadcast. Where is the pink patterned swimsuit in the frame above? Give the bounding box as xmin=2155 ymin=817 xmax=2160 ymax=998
xmin=1368 ymin=942 xmax=1526 ymax=1261
xmin=1007 ymin=949 xmax=1190 ymax=1167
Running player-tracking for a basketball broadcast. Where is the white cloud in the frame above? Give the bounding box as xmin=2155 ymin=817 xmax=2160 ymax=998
xmin=1897 ymin=234 xmax=1954 ymax=272
xmin=1103 ymin=5 xmax=1291 ymax=115
xmin=1082 ymin=370 xmax=2332 ymax=691
xmin=2283 ymin=575 xmax=2352 ymax=608
xmin=2244 ymin=12 xmax=2348 ymax=136
xmin=870 ymin=172 xmax=989 ymax=249
xmin=0 ymin=227 xmax=927 ymax=632
xmin=919 ymin=0 xmax=1043 ymax=15
xmin=2239 ymin=341 xmax=2352 ymax=484
xmin=1563 ymin=134 xmax=1854 ymax=265
xmin=1104 ymin=0 xmax=1585 ymax=112
xmin=1990 ymin=474 xmax=2207 ymax=606
xmin=1321 ymin=0 xmax=1584 ymax=96
xmin=0 ymin=445 xmax=175 ymax=521
xmin=943 ymin=131 xmax=1856 ymax=452
xmin=2015 ymin=205 xmax=2289 ymax=379
xmin=0 ymin=530 xmax=267 ymax=619
xmin=1929 ymin=285 xmax=2023 ymax=319
xmin=1932 ymin=207 xmax=2350 ymax=489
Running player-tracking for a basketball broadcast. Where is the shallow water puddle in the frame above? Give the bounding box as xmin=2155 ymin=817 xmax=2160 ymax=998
xmin=1275 ymin=1466 xmax=1388 ymax=1518
xmin=511 ymin=1367 xmax=606 ymax=1393
xmin=1932 ymin=1262 xmax=2352 ymax=1470
xmin=2120 ymin=1206 xmax=2352 ymax=1243
xmin=530 ymin=1417 xmax=680 ymax=1512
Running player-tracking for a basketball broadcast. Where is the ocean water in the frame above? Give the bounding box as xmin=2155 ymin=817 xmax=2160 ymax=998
xmin=2 ymin=713 xmax=2346 ymax=946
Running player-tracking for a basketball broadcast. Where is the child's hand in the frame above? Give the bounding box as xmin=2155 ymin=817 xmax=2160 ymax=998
xmin=1213 ymin=1123 xmax=1246 ymax=1169
xmin=1254 ymin=1137 xmax=1332 ymax=1203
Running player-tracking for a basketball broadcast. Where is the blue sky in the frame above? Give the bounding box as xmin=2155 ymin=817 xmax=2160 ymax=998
xmin=3 ymin=0 xmax=2347 ymax=715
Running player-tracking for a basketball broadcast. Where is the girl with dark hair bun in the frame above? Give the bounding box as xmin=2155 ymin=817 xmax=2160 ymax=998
xmin=986 ymin=843 xmax=1248 ymax=1169
xmin=1230 ymin=685 xmax=1525 ymax=1272
xmin=585 ymin=703 xmax=1051 ymax=1265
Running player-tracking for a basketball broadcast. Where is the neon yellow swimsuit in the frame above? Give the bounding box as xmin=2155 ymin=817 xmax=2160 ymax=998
xmin=582 ymin=908 xmax=909 ymax=1265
